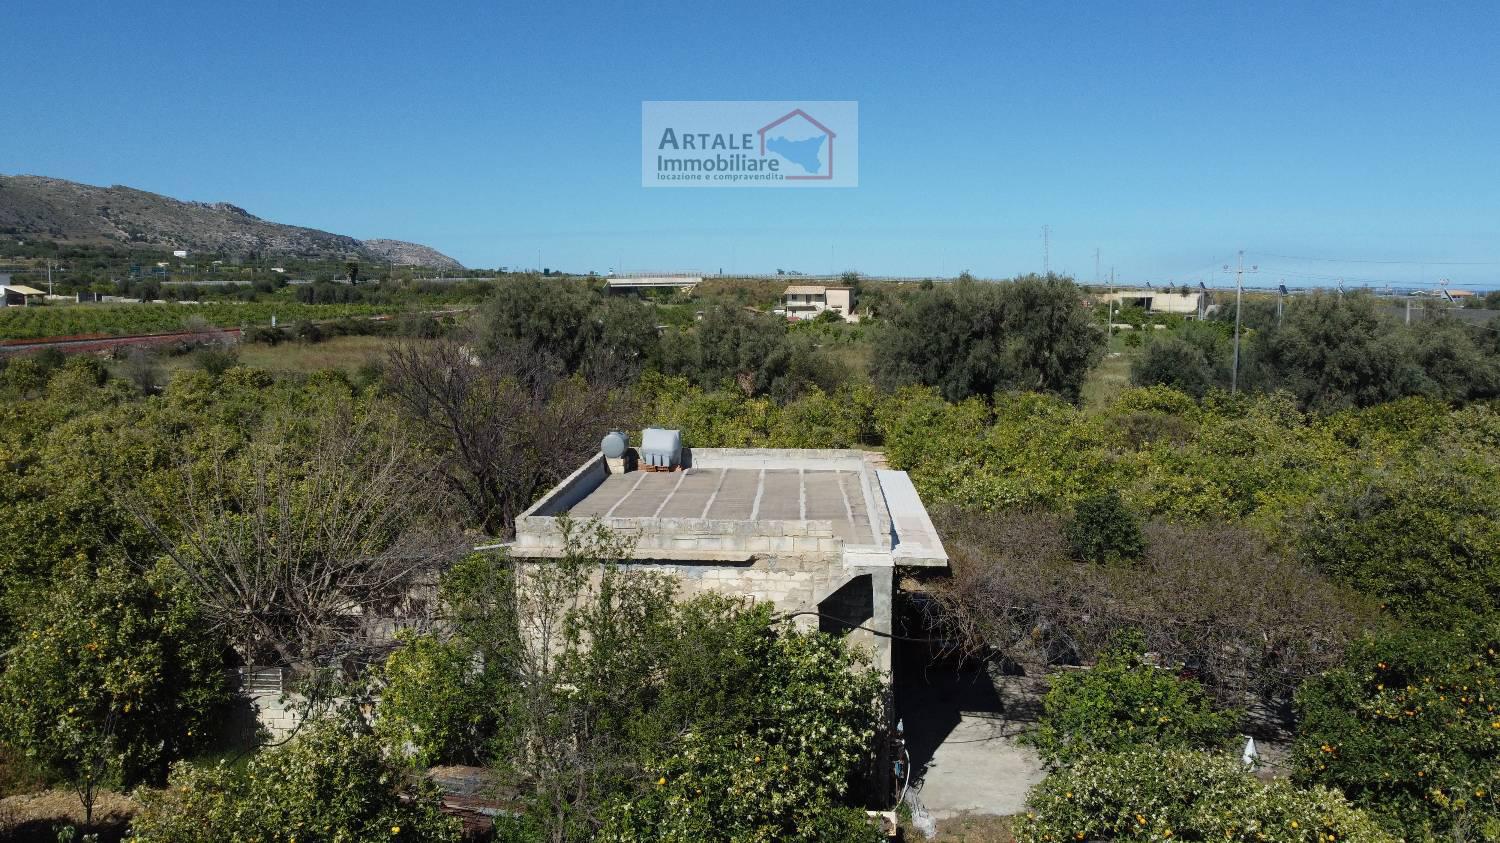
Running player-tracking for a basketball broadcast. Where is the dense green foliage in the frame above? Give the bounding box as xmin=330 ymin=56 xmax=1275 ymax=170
xmin=1134 ymin=291 xmax=1500 ymax=410
xmin=1015 ymin=749 xmax=1396 ymax=843
xmin=599 ymin=631 xmax=884 ymax=843
xmin=1 ymin=272 xmax=1498 ymax=839
xmin=477 ymin=275 xmax=656 ymax=376
xmin=1128 ymin=322 xmax=1230 ymax=399
xmin=0 ymin=561 xmax=229 ymax=803
xmin=475 ymin=276 xmax=850 ymax=399
xmin=1295 ymin=464 xmax=1500 ymax=626
xmin=1292 ymin=623 xmax=1500 ymax=840
xmin=129 ymin=716 xmax=462 ymax=842
xmin=375 ymin=631 xmax=497 ymax=767
xmin=1063 ymin=489 xmax=1146 ymax=564
xmin=872 ymin=274 xmax=1105 ymax=402
xmin=1030 ymin=639 xmax=1237 ymax=766
xmin=412 ymin=526 xmax=886 ymax=843
xmin=657 ymin=304 xmax=846 ymax=400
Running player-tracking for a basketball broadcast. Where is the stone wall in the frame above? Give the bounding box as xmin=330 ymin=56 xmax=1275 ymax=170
xmin=517 ymin=554 xmax=895 ymax=672
xmin=515 ymin=513 xmax=852 ymax=558
xmin=247 ymin=691 xmax=306 ymax=740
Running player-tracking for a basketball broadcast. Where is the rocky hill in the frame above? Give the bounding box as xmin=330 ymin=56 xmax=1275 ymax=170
xmin=0 ymin=174 xmax=463 ymax=269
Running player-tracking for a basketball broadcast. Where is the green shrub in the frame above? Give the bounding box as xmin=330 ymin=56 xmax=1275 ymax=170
xmin=872 ymin=275 xmax=1105 ymax=403
xmin=1015 ymin=749 xmax=1396 ymax=842
xmin=291 ymin=319 xmax=323 ymax=343
xmin=375 ymin=632 xmax=497 ymax=766
xmin=129 ymin=717 xmax=462 ymax=842
xmin=1129 ymin=335 xmax=1218 ymax=397
xmin=1063 ymin=489 xmax=1145 ymax=564
xmin=1292 ymin=623 xmax=1500 ymax=840
xmin=0 ymin=562 xmax=229 ymax=796
xmin=599 ymin=630 xmax=884 ymax=843
xmin=1295 ymin=465 xmax=1500 ymax=626
xmin=191 ymin=346 xmax=239 ymax=376
xmin=243 ymin=324 xmax=286 ymax=345
xmin=1030 ymin=637 xmax=1236 ymax=766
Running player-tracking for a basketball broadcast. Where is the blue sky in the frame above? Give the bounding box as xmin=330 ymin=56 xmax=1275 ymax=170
xmin=3 ymin=0 xmax=1499 ymax=287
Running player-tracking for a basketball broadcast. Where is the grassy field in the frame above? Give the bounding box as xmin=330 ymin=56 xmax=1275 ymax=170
xmin=1081 ymin=330 xmax=1140 ymax=410
xmin=0 ymin=302 xmax=398 ymax=341
xmin=234 ymin=335 xmax=409 ymax=373
xmin=105 ymin=335 xmax=412 ymax=384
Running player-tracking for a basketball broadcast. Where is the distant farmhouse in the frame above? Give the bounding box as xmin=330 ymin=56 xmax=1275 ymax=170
xmin=783 ymin=284 xmax=858 ymax=322
xmin=0 ymin=273 xmax=46 ymax=307
xmin=1101 ymin=288 xmax=1209 ymax=318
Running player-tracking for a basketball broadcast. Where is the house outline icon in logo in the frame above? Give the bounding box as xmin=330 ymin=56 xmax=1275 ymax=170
xmin=757 ymin=109 xmax=836 ymax=181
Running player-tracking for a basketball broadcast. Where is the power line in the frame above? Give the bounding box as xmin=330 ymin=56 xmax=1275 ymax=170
xmin=1225 ymin=251 xmax=1257 ymax=395
xmin=1267 ymin=268 xmax=1495 ymax=288
xmin=1257 ymin=252 xmax=1500 ymax=266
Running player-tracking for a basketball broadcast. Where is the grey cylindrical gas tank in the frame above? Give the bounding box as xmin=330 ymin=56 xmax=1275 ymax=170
xmin=601 ymin=430 xmax=629 ymax=458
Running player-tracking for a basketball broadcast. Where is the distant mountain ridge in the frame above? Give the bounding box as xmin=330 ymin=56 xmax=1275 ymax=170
xmin=0 ymin=174 xmax=462 ymax=269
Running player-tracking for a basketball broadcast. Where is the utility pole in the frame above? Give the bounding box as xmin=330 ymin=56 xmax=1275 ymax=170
xmin=1223 ymin=250 xmax=1258 ymax=394
xmin=1042 ymin=226 xmax=1051 ymax=275
xmin=47 ymin=260 xmax=54 ymax=296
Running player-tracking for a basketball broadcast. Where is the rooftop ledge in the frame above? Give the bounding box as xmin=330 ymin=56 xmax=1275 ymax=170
xmin=510 ymin=448 xmax=948 ymax=568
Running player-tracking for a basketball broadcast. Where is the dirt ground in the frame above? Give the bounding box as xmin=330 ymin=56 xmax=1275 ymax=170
xmin=926 ymin=812 xmax=1018 ymax=843
xmin=0 ymin=789 xmax=137 ymax=841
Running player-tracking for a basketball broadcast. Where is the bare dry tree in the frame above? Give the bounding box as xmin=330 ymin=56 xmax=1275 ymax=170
xmin=925 ymin=508 xmax=1382 ymax=715
xmin=383 ymin=336 xmax=641 ymax=535
xmin=129 ymin=407 xmax=469 ymax=675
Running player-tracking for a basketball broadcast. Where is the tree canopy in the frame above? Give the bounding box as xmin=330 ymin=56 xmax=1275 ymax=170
xmin=873 ymin=275 xmax=1105 ymax=403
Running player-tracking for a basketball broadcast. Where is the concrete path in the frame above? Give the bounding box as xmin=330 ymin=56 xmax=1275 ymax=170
xmin=915 ymin=710 xmax=1045 ymax=818
xmin=896 ymin=660 xmax=1048 ymax=820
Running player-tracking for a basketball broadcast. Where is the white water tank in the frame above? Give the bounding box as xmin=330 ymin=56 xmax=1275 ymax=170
xmin=640 ymin=428 xmax=681 ymax=468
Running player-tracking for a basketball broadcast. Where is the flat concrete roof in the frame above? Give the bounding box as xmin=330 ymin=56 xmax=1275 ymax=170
xmin=877 ymin=470 xmax=947 ymax=564
xmin=512 ymin=448 xmax=947 ymax=568
xmin=567 ymin=467 xmax=881 ymax=545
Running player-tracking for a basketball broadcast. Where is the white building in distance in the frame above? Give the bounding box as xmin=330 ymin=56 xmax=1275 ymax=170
xmin=1101 ymin=289 xmax=1207 ymax=317
xmin=784 ymin=284 xmax=858 ymax=322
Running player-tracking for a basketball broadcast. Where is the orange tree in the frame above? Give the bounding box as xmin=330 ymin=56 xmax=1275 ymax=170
xmin=1016 ymin=749 xmax=1394 ymax=843
xmin=0 ymin=560 xmax=230 ymax=825
xmin=1028 ymin=636 xmax=1237 ymax=767
xmin=1292 ymin=623 xmax=1500 ymax=840
xmin=130 ymin=715 xmax=461 ymax=843
xmin=598 ymin=630 xmax=884 ymax=843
